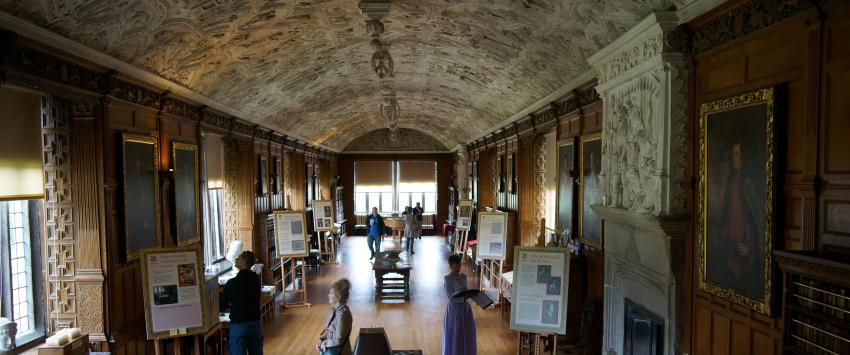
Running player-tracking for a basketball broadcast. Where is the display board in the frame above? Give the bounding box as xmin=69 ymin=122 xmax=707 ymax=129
xmin=312 ymin=200 xmax=334 ymax=231
xmin=509 ymin=246 xmax=570 ymax=335
xmin=274 ymin=211 xmax=309 ymax=257
xmin=456 ymin=199 xmax=473 ymax=231
xmin=476 ymin=212 xmax=508 ymax=260
xmin=140 ymin=247 xmax=206 ymax=339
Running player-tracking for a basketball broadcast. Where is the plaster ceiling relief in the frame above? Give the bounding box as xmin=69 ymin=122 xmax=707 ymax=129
xmin=343 ymin=128 xmax=450 ymax=152
xmin=1 ymin=0 xmax=699 ymax=150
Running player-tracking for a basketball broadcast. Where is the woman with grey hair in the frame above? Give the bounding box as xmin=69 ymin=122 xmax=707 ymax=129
xmin=316 ymin=279 xmax=353 ymax=355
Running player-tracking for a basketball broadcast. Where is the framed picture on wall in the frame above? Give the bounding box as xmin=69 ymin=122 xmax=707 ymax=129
xmin=556 ymin=138 xmax=576 ymax=240
xmin=257 ymin=155 xmax=268 ymax=196
xmin=579 ymin=133 xmax=602 ymax=249
xmin=272 ymin=156 xmax=281 ymax=195
xmin=173 ymin=142 xmax=200 ymax=246
xmin=697 ymin=86 xmax=778 ymax=316
xmin=122 ymin=133 xmax=161 ymax=262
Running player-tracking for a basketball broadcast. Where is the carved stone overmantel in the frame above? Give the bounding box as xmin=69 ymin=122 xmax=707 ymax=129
xmin=587 ymin=11 xmax=692 ymax=355
xmin=588 ymin=11 xmax=689 ymax=217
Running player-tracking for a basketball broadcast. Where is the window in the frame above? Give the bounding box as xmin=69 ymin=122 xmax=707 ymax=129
xmin=0 ymin=199 xmax=45 ymax=343
xmin=354 ymin=160 xmax=437 ymax=214
xmin=203 ymin=189 xmax=225 ymax=266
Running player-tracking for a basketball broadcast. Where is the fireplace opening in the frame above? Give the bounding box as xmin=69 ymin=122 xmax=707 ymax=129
xmin=624 ymin=298 xmax=665 ymax=355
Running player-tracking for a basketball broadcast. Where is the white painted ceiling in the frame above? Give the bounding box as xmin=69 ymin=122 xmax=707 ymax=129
xmin=0 ymin=0 xmax=695 ymax=150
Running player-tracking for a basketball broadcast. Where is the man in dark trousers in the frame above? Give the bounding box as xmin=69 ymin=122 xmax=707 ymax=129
xmin=413 ymin=202 xmax=424 ymax=239
xmin=220 ymin=251 xmax=263 ymax=355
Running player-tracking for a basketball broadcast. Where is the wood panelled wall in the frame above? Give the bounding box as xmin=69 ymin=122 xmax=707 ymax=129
xmin=467 ymin=81 xmax=603 ymax=353
xmin=687 ymin=1 xmax=850 ymax=353
xmin=1 ymin=31 xmax=335 ymax=353
xmin=336 ymin=154 xmax=453 ymax=235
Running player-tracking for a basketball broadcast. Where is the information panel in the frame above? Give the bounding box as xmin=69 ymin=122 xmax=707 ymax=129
xmin=274 ymin=211 xmax=309 ymax=257
xmin=456 ymin=199 xmax=473 ymax=231
xmin=312 ymin=200 xmax=334 ymax=231
xmin=476 ymin=212 xmax=508 ymax=260
xmin=141 ymin=247 xmax=206 ymax=339
xmin=509 ymin=246 xmax=570 ymax=335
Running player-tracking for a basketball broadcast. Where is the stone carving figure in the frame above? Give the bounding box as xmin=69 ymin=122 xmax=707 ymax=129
xmin=0 ymin=317 xmax=16 ymax=351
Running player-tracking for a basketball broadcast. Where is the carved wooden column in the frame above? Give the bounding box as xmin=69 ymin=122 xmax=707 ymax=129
xmin=223 ymin=137 xmax=255 ymax=250
xmin=517 ymin=133 xmax=545 ymax=246
xmin=42 ymin=96 xmax=77 ymax=333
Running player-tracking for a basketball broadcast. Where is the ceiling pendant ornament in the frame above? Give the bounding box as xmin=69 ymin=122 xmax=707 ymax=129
xmin=359 ymin=0 xmax=400 ymax=142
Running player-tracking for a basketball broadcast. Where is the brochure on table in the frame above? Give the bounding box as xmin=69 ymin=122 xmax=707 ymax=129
xmin=140 ymin=247 xmax=207 ymax=339
xmin=509 ymin=246 xmax=570 ymax=335
xmin=476 ymin=212 xmax=508 ymax=260
xmin=274 ymin=211 xmax=309 ymax=257
xmin=312 ymin=200 xmax=335 ymax=232
xmin=456 ymin=199 xmax=474 ymax=231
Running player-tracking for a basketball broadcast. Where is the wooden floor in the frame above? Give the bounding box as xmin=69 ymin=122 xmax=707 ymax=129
xmin=262 ymin=235 xmax=517 ymax=354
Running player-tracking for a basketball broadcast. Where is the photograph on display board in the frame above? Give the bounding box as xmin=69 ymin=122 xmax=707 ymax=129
xmin=510 ymin=246 xmax=570 ymax=335
xmin=579 ymin=133 xmax=602 ymax=248
xmin=697 ymin=86 xmax=777 ymax=316
xmin=476 ymin=212 xmax=508 ymax=260
xmin=457 ymin=199 xmax=473 ymax=231
xmin=122 ymin=133 xmax=161 ymax=262
xmin=312 ymin=200 xmax=334 ymax=231
xmin=274 ymin=211 xmax=309 ymax=257
xmin=140 ymin=247 xmax=206 ymax=339
xmin=173 ymin=142 xmax=200 ymax=246
xmin=556 ymin=139 xmax=575 ymax=238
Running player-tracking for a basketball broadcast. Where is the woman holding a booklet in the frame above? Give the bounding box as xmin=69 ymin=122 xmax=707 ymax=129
xmin=442 ymin=254 xmax=477 ymax=355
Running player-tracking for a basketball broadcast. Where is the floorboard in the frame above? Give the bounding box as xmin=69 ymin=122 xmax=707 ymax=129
xmin=262 ymin=235 xmax=517 ymax=354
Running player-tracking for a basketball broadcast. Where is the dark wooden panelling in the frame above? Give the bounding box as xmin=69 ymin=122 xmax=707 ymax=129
xmin=687 ymin=1 xmax=850 ymax=353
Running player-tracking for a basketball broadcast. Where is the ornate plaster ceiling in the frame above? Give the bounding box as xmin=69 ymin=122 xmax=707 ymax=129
xmin=0 ymin=0 xmax=696 ymax=150
xmin=343 ymin=128 xmax=449 ymax=152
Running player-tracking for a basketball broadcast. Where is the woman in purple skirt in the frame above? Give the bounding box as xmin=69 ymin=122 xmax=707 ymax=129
xmin=443 ymin=254 xmax=476 ymax=355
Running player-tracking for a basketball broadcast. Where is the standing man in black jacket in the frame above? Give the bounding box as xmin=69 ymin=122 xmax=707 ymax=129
xmin=220 ymin=251 xmax=263 ymax=355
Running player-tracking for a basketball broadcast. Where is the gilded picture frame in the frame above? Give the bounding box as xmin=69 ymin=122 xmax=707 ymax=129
xmin=697 ymin=86 xmax=777 ymax=316
xmin=578 ymin=132 xmax=603 ymax=249
xmin=172 ymin=142 xmax=200 ymax=246
xmin=122 ymin=132 xmax=161 ymax=262
xmin=556 ymin=138 xmax=576 ymax=239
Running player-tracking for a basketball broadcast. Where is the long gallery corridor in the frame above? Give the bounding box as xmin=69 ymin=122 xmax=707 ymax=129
xmin=262 ymin=236 xmax=516 ymax=354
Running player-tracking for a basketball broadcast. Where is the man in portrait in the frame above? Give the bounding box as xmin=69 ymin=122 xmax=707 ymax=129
xmin=708 ymin=140 xmax=765 ymax=298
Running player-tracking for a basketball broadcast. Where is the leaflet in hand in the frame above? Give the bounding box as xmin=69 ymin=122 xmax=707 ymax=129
xmin=450 ymin=289 xmax=494 ymax=309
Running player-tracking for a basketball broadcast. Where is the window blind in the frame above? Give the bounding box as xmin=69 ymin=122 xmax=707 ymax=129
xmin=398 ymin=161 xmax=436 ymax=185
xmin=355 ymin=160 xmax=393 ymax=188
xmin=205 ymin=134 xmax=224 ymax=189
xmin=0 ymin=88 xmax=43 ymax=199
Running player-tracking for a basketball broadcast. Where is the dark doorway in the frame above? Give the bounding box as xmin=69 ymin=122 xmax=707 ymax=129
xmin=624 ymin=298 xmax=664 ymax=355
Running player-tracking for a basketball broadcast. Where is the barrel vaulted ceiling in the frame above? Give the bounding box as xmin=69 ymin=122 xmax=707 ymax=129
xmin=0 ymin=0 xmax=697 ymax=150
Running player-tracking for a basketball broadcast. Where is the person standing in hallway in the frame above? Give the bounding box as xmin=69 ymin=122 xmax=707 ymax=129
xmin=403 ymin=206 xmax=416 ymax=254
xmin=220 ymin=251 xmax=263 ymax=355
xmin=316 ymin=278 xmax=353 ymax=355
xmin=367 ymin=207 xmax=386 ymax=260
xmin=443 ymin=254 xmax=476 ymax=355
xmin=413 ymin=202 xmax=424 ymax=239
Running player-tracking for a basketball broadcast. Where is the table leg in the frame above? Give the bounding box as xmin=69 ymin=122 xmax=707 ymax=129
xmin=404 ymin=271 xmax=410 ymax=300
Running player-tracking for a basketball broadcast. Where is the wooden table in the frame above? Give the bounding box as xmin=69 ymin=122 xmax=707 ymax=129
xmin=383 ymin=217 xmax=405 ymax=242
xmin=373 ymin=251 xmax=412 ymax=300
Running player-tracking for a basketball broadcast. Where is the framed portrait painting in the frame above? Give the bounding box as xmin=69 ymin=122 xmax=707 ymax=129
xmin=173 ymin=142 xmax=200 ymax=246
xmin=697 ymin=86 xmax=778 ymax=316
xmin=556 ymin=138 xmax=576 ymax=239
xmin=579 ymin=133 xmax=602 ymax=248
xmin=122 ymin=133 xmax=161 ymax=262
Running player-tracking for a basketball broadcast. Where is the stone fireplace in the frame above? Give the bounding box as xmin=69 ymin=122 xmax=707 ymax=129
xmin=587 ymin=11 xmax=690 ymax=355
